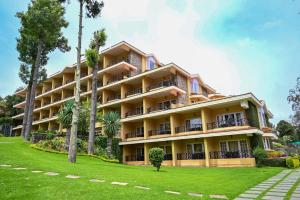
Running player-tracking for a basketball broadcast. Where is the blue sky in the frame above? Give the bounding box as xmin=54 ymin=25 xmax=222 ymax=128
xmin=0 ymin=0 xmax=299 ymax=124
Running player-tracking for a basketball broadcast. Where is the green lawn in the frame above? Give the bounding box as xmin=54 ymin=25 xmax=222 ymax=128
xmin=0 ymin=137 xmax=282 ymax=200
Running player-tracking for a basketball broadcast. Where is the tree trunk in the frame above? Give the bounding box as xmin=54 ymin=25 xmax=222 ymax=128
xmin=64 ymin=128 xmax=71 ymax=151
xmin=107 ymin=137 xmax=112 ymax=158
xmin=88 ymin=36 xmax=100 ymax=154
xmin=21 ymin=65 xmax=35 ymax=138
xmin=24 ymin=41 xmax=43 ymax=140
xmin=68 ymin=1 xmax=83 ymax=163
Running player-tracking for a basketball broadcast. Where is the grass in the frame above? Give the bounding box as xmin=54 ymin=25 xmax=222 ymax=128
xmin=0 ymin=137 xmax=283 ymax=200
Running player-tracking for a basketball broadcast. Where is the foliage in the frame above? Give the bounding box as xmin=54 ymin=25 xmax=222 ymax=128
xmin=149 ymin=147 xmax=164 ymax=171
xmin=78 ymin=100 xmax=90 ymax=135
xmin=250 ymin=133 xmax=264 ymax=149
xmin=19 ymin=63 xmax=47 ymax=85
xmin=85 ymin=49 xmax=98 ymax=68
xmin=253 ymin=147 xmax=267 ymax=167
xmin=288 ymin=77 xmax=300 ymax=114
xmin=261 ymin=158 xmax=286 ymax=167
xmin=276 ymin=120 xmax=295 ymax=137
xmin=286 ymin=157 xmax=300 ymax=168
xmin=267 ymin=151 xmax=286 ymax=158
xmin=57 ymin=100 xmax=74 ymax=129
xmin=89 ymin=28 xmax=107 ymax=49
xmin=94 ymin=135 xmax=121 ymax=159
xmin=245 ymin=101 xmax=260 ymax=128
xmin=98 ymin=112 xmax=121 ymax=138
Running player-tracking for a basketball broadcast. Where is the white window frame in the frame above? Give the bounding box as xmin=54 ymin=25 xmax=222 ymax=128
xmin=186 ymin=143 xmax=204 ymax=153
xmin=218 ymin=140 xmax=248 ymax=152
xmin=216 ymin=112 xmax=244 ymax=127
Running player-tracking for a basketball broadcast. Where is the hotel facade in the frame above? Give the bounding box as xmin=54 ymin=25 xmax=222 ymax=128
xmin=12 ymin=41 xmax=277 ymax=167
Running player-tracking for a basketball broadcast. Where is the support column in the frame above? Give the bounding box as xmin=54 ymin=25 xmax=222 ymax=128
xmin=144 ymin=143 xmax=149 ymax=165
xmin=171 ymin=141 xmax=177 ymax=166
xmin=201 ymin=109 xmax=207 ymax=133
xmin=204 ymin=138 xmax=210 ymax=167
xmin=170 ymin=114 xmax=175 ymax=135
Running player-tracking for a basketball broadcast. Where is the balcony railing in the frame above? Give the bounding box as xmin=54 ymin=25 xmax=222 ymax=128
xmin=52 ymin=98 xmax=61 ymax=103
xmin=177 ymin=152 xmax=205 ymax=160
xmin=175 ymin=124 xmax=203 ymax=133
xmin=107 ymin=73 xmax=130 ymax=85
xmin=147 ymin=100 xmax=177 ymax=113
xmin=106 ymin=57 xmax=130 ymax=68
xmin=209 ymin=150 xmax=252 ymax=159
xmin=43 ymin=102 xmax=51 ymax=106
xmin=65 ymin=79 xmax=74 ymax=84
xmin=81 ymin=72 xmax=88 ymax=78
xmin=107 ymin=94 xmax=121 ymax=102
xmin=148 ymin=129 xmax=171 ymax=136
xmin=54 ymin=83 xmax=62 ymax=88
xmin=125 ymin=109 xmax=143 ymax=118
xmin=125 ymin=155 xmax=144 ymax=162
xmin=147 ymin=80 xmax=176 ymax=91
xmin=125 ymin=88 xmax=142 ymax=97
xmin=164 ymin=153 xmax=173 ymax=160
xmin=45 ymin=88 xmax=51 ymax=93
xmin=125 ymin=131 xmax=144 ymax=139
xmin=207 ymin=118 xmax=248 ymax=130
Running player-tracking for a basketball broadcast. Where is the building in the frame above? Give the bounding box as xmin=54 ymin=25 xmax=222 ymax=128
xmin=12 ymin=41 xmax=277 ymax=167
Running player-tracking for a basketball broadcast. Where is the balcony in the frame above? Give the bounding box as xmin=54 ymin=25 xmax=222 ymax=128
xmin=177 ymin=152 xmax=205 ymax=160
xmin=107 ymin=73 xmax=130 ymax=85
xmin=125 ymin=155 xmax=144 ymax=162
xmin=65 ymin=79 xmax=73 ymax=84
xmin=147 ymin=80 xmax=176 ymax=92
xmin=209 ymin=150 xmax=252 ymax=159
xmin=148 ymin=129 xmax=171 ymax=137
xmin=125 ymin=88 xmax=142 ymax=98
xmin=54 ymin=83 xmax=62 ymax=89
xmin=44 ymin=88 xmax=51 ymax=93
xmin=125 ymin=131 xmax=144 ymax=139
xmin=107 ymin=94 xmax=121 ymax=102
xmin=125 ymin=109 xmax=143 ymax=118
xmin=175 ymin=124 xmax=203 ymax=134
xmin=147 ymin=100 xmax=177 ymax=113
xmin=207 ymin=118 xmax=248 ymax=130
xmin=52 ymin=98 xmax=61 ymax=103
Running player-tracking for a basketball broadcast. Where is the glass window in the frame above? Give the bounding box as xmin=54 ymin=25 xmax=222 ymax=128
xmin=228 ymin=141 xmax=239 ymax=151
xmin=187 ymin=143 xmax=203 ymax=153
xmin=240 ymin=140 xmax=248 ymax=151
xmin=190 ymin=79 xmax=199 ymax=94
xmin=194 ymin=144 xmax=203 ymax=153
xmin=187 ymin=144 xmax=193 ymax=154
xmin=220 ymin=141 xmax=227 ymax=152
xmin=147 ymin=56 xmax=156 ymax=70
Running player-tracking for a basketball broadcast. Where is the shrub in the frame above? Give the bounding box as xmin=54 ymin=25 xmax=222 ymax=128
xmin=77 ymin=138 xmax=88 ymax=153
xmin=261 ymin=158 xmax=286 ymax=167
xmin=286 ymin=157 xmax=300 ymax=168
xmin=45 ymin=130 xmax=57 ymax=140
xmin=253 ymin=147 xmax=267 ymax=167
xmin=267 ymin=151 xmax=285 ymax=158
xmin=149 ymin=148 xmax=164 ymax=171
xmin=95 ymin=136 xmax=121 ymax=160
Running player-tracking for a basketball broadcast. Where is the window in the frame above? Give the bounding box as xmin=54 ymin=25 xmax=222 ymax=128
xmin=187 ymin=143 xmax=204 ymax=153
xmin=135 ymin=106 xmax=143 ymax=115
xmin=159 ymin=122 xmax=171 ymax=134
xmin=216 ymin=112 xmax=243 ymax=127
xmin=158 ymin=100 xmax=176 ymax=110
xmin=219 ymin=140 xmax=248 ymax=152
xmin=190 ymin=79 xmax=199 ymax=94
xmin=186 ymin=118 xmax=202 ymax=131
xmin=259 ymin=107 xmax=267 ymax=127
xmin=136 ymin=127 xmax=144 ymax=136
xmin=159 ymin=145 xmax=172 ymax=154
xmin=202 ymin=87 xmax=208 ymax=97
xmin=147 ymin=56 xmax=156 ymax=70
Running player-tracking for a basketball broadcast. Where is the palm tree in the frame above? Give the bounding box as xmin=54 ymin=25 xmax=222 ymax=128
xmin=56 ymin=100 xmax=74 ymax=150
xmin=86 ymin=29 xmax=107 ymax=154
xmin=99 ymin=112 xmax=120 ymax=158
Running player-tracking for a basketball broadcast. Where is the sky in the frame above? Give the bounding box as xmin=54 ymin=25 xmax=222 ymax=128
xmin=0 ymin=0 xmax=299 ymax=124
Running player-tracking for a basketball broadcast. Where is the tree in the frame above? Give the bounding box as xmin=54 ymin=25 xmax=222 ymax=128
xmin=149 ymin=148 xmax=164 ymax=171
xmin=288 ymin=77 xmax=300 ymax=126
xmin=67 ymin=0 xmax=104 ymax=163
xmin=276 ymin=120 xmax=295 ymax=138
xmin=16 ymin=0 xmax=70 ymax=140
xmin=98 ymin=112 xmax=120 ymax=158
xmin=18 ymin=63 xmax=47 ymax=138
xmin=57 ymin=100 xmax=74 ymax=150
xmin=86 ymin=29 xmax=107 ymax=154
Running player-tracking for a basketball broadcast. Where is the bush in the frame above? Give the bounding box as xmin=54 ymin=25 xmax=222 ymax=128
xmin=286 ymin=157 xmax=300 ymax=168
xmin=261 ymin=158 xmax=286 ymax=167
xmin=267 ymin=151 xmax=286 ymax=158
xmin=77 ymin=138 xmax=87 ymax=153
xmin=45 ymin=130 xmax=57 ymax=140
xmin=253 ymin=147 xmax=267 ymax=167
xmin=95 ymin=136 xmax=121 ymax=160
xmin=149 ymin=148 xmax=164 ymax=171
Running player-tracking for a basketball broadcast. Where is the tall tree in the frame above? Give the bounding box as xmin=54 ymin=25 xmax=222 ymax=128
xmin=18 ymin=63 xmax=47 ymax=138
xmin=99 ymin=112 xmax=120 ymax=158
xmin=276 ymin=120 xmax=295 ymax=138
xmin=57 ymin=100 xmax=74 ymax=150
xmin=67 ymin=0 xmax=104 ymax=163
xmin=86 ymin=29 xmax=107 ymax=154
xmin=288 ymin=77 xmax=300 ymax=125
xmin=16 ymin=0 xmax=70 ymax=140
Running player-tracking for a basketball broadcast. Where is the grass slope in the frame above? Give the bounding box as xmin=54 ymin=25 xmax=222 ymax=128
xmin=0 ymin=137 xmax=282 ymax=200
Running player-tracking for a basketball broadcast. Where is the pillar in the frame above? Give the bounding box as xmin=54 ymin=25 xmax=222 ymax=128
xmin=204 ymin=138 xmax=210 ymax=167
xmin=171 ymin=141 xmax=177 ymax=166
xmin=201 ymin=109 xmax=207 ymax=133
xmin=144 ymin=143 xmax=149 ymax=165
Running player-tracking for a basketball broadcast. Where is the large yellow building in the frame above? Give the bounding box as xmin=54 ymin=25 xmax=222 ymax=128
xmin=12 ymin=41 xmax=277 ymax=167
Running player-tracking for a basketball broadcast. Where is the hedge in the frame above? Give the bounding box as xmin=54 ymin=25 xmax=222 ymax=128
xmin=286 ymin=157 xmax=300 ymax=169
xmin=261 ymin=158 xmax=286 ymax=167
xmin=30 ymin=144 xmax=119 ymax=164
